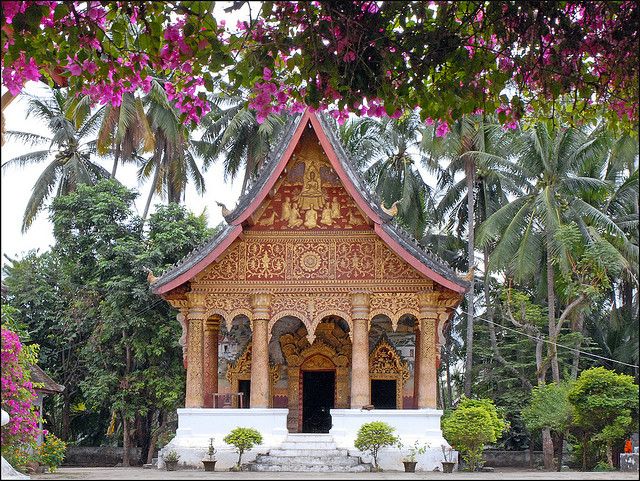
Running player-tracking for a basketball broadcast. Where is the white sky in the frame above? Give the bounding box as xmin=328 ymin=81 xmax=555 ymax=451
xmin=0 ymin=3 xmax=251 ymax=271
xmin=0 ymin=82 xmax=243 ymax=268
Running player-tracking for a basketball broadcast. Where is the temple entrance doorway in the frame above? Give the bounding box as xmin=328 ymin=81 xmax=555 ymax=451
xmin=302 ymin=370 xmax=335 ymax=433
xmin=371 ymin=379 xmax=397 ymax=409
xmin=238 ymin=380 xmax=251 ymax=408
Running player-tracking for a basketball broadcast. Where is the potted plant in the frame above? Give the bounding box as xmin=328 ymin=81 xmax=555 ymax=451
xmin=223 ymin=427 xmax=263 ymax=471
xmin=399 ymin=440 xmax=429 ymax=472
xmin=441 ymin=445 xmax=456 ymax=473
xmin=163 ymin=450 xmax=180 ymax=471
xmin=202 ymin=437 xmax=217 ymax=471
xmin=353 ymin=421 xmax=399 ymax=472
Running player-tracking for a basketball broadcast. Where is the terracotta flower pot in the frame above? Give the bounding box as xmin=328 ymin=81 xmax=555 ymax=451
xmin=403 ymin=460 xmax=417 ymax=472
xmin=442 ymin=461 xmax=455 ymax=473
xmin=202 ymin=459 xmax=217 ymax=471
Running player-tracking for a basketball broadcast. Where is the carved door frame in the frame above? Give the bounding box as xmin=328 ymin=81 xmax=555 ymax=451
xmin=298 ymin=353 xmax=336 ymax=433
xmin=225 ymin=342 xmax=279 ymax=407
xmin=369 ymin=336 xmax=410 ymax=409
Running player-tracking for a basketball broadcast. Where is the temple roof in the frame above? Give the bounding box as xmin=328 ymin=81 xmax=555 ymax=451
xmin=151 ymin=109 xmax=469 ymax=295
xmin=30 ymin=364 xmax=65 ymax=394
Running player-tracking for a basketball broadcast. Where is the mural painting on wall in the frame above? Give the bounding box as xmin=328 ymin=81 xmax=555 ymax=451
xmin=252 ymin=134 xmax=369 ymax=231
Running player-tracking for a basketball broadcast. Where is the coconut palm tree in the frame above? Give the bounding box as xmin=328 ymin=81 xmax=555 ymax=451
xmin=421 ymin=115 xmax=525 ymax=397
xmin=94 ymin=92 xmax=155 ymax=178
xmin=2 ymin=87 xmax=110 ymax=232
xmin=138 ymin=79 xmax=207 ymax=219
xmin=194 ymin=93 xmax=286 ymax=195
xmin=477 ymin=121 xmax=624 ymax=385
xmin=338 ymin=111 xmax=434 ymax=239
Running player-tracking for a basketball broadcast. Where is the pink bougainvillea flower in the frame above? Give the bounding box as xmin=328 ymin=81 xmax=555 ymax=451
xmin=436 ymin=121 xmax=450 ymax=137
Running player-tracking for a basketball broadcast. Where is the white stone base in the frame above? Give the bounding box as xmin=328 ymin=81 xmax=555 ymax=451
xmin=160 ymin=407 xmax=456 ymax=472
xmin=330 ymin=408 xmax=458 ymax=472
xmin=158 ymin=408 xmax=288 ymax=470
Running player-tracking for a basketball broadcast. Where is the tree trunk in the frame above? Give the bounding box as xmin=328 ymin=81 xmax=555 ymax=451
xmin=122 ymin=330 xmax=132 ymax=466
xmin=570 ymin=313 xmax=584 ymax=380
xmin=240 ymin=153 xmax=257 ymax=194
xmin=542 ymin=428 xmax=554 ymax=470
xmin=142 ymin=163 xmax=161 ymax=220
xmin=484 ymin=249 xmax=533 ymax=389
xmin=463 ymin=164 xmax=475 ymax=397
xmin=111 ymin=144 xmax=121 ymax=178
xmin=553 ymin=432 xmax=564 ymax=471
xmin=546 ymin=236 xmax=560 ymax=383
xmin=606 ymin=443 xmax=614 ymax=468
xmin=61 ymin=390 xmax=71 ymax=441
xmin=147 ymin=411 xmax=164 ymax=465
xmin=138 ymin=410 xmax=153 ymax=465
xmin=122 ymin=413 xmax=131 ymax=467
xmin=445 ymin=343 xmax=453 ymax=409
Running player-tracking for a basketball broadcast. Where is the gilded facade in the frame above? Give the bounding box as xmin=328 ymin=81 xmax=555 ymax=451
xmin=152 ymin=110 xmax=467 ymax=432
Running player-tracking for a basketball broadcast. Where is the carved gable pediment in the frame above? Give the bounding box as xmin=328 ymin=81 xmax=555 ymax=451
xmin=251 ymin=131 xmax=369 ymax=231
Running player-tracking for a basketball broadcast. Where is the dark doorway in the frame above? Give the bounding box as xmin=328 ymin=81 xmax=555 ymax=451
xmin=371 ymin=380 xmax=397 ymax=409
xmin=302 ymin=371 xmax=335 ymax=433
xmin=238 ymin=380 xmax=251 ymax=408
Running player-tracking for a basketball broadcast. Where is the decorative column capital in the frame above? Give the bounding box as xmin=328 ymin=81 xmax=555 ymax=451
xmin=251 ymin=292 xmax=272 ymax=320
xmin=205 ymin=314 xmax=221 ymax=331
xmin=186 ymin=292 xmax=207 ymax=307
xmin=188 ymin=305 xmax=208 ymax=321
xmin=350 ymin=291 xmax=370 ymax=321
xmin=417 ymin=290 xmax=460 ymax=327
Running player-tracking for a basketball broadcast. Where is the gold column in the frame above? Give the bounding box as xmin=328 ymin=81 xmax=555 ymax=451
xmin=413 ymin=322 xmax=421 ymax=408
xmin=416 ymin=292 xmax=441 ymax=409
xmin=250 ymin=293 xmax=271 ymax=408
xmin=185 ymin=304 xmax=207 ymax=408
xmin=203 ymin=315 xmax=221 ymax=408
xmin=350 ymin=292 xmax=370 ymax=409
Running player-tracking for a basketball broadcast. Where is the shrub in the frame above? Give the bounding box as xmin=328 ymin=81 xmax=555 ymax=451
xmin=38 ymin=433 xmax=67 ymax=472
xmin=163 ymin=450 xmax=179 ymax=463
xmin=568 ymin=367 xmax=639 ymax=470
xmin=354 ymin=421 xmax=399 ymax=471
xmin=442 ymin=397 xmax=507 ymax=471
xmin=223 ymin=427 xmax=263 ymax=469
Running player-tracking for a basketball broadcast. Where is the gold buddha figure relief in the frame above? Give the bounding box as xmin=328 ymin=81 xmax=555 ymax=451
xmin=298 ymin=159 xmax=325 ymax=211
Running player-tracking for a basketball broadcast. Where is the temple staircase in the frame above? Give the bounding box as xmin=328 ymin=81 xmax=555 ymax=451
xmin=248 ymin=433 xmax=372 ymax=472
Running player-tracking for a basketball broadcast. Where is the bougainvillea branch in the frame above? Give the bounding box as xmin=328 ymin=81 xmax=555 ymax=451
xmin=1 ymin=1 xmax=638 ymax=131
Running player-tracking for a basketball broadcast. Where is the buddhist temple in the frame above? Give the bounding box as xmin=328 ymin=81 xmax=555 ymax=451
xmin=151 ymin=109 xmax=468 ymax=471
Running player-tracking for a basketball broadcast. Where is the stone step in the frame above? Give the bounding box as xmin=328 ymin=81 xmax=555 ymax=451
xmin=278 ymin=441 xmax=337 ymax=450
xmin=256 ymin=455 xmax=361 ymax=466
xmin=249 ymin=462 xmax=371 ymax=473
xmin=267 ymin=448 xmax=349 ymax=457
xmin=284 ymin=433 xmax=334 ymax=441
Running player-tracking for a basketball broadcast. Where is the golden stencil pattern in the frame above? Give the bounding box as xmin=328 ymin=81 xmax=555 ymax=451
xmin=376 ymin=241 xmax=424 ymax=280
xmin=289 ymin=242 xmax=331 ymax=279
xmin=269 ymin=293 xmax=352 ymax=337
xmin=336 ymin=239 xmax=375 ymax=279
xmin=199 ymin=242 xmax=243 ymax=281
xmin=369 ymin=292 xmax=420 ymax=324
xmin=246 ymin=241 xmax=286 ymax=280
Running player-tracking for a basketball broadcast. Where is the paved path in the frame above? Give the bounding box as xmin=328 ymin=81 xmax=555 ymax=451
xmin=30 ymin=467 xmax=639 ymax=480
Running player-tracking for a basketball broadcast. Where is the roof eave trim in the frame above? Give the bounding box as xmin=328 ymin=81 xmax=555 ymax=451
xmin=152 ymin=224 xmax=243 ymax=295
xmin=309 ymin=113 xmax=385 ymax=225
xmin=374 ymin=224 xmax=468 ymax=294
xmin=231 ymin=111 xmax=311 ymax=226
